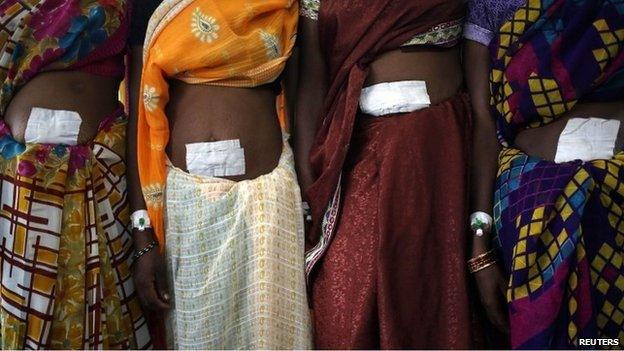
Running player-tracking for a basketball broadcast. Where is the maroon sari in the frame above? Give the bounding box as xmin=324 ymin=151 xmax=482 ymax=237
xmin=305 ymin=0 xmax=477 ymax=349
xmin=306 ymin=0 xmax=466 ymax=269
xmin=308 ymin=0 xmax=464 ymax=236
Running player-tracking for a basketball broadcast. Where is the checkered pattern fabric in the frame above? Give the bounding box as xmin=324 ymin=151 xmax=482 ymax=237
xmin=494 ymin=147 xmax=624 ymax=348
xmin=488 ymin=0 xmax=624 ymax=145
xmin=0 ymin=113 xmax=151 ymax=349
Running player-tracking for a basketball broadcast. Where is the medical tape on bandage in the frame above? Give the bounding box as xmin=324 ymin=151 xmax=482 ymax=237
xmin=359 ymin=80 xmax=431 ymax=116
xmin=24 ymin=108 xmax=82 ymax=145
xmin=185 ymin=139 xmax=246 ymax=177
xmin=554 ymin=118 xmax=620 ymax=163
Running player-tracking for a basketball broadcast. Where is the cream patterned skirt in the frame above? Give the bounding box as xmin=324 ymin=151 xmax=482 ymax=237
xmin=164 ymin=141 xmax=313 ymax=349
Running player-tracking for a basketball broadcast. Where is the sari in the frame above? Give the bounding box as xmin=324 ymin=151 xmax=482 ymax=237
xmin=304 ymin=0 xmax=477 ymax=348
xmin=489 ymin=0 xmax=624 ymax=348
xmin=0 ymin=1 xmax=151 ymax=349
xmin=137 ymin=1 xmax=311 ymax=348
xmin=305 ymin=0 xmax=465 ymax=279
xmin=137 ymin=0 xmax=298 ymax=246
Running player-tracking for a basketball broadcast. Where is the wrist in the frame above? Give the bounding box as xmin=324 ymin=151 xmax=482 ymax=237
xmin=132 ymin=227 xmax=156 ymax=246
xmin=131 ymin=209 xmax=151 ymax=232
xmin=469 ymin=210 xmax=493 ymax=256
xmin=471 ymin=236 xmax=491 ymax=257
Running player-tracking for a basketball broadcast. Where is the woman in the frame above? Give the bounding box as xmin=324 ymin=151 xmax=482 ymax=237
xmin=0 ymin=0 xmax=151 ymax=349
xmin=295 ymin=0 xmax=477 ymax=348
xmin=128 ymin=0 xmax=312 ymax=349
xmin=465 ymin=0 xmax=624 ymax=348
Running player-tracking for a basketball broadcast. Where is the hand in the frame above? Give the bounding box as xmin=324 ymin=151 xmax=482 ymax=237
xmin=132 ymin=228 xmax=171 ymax=311
xmin=474 ymin=260 xmax=510 ymax=334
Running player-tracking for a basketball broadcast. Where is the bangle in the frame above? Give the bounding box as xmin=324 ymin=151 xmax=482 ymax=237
xmin=133 ymin=240 xmax=158 ymax=263
xmin=470 ymin=211 xmax=493 ymax=237
xmin=468 ymin=249 xmax=498 ymax=273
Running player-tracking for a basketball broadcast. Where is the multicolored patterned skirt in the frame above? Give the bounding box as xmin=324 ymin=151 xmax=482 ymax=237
xmin=0 ymin=108 xmax=151 ymax=349
xmin=494 ymin=147 xmax=624 ymax=349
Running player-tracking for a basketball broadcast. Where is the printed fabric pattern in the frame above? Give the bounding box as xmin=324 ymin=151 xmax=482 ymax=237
xmin=0 ymin=0 xmax=129 ymax=116
xmin=494 ymin=147 xmax=624 ymax=348
xmin=164 ymin=142 xmax=312 ymax=349
xmin=488 ymin=0 xmax=624 ymax=145
xmin=0 ymin=112 xmax=151 ymax=349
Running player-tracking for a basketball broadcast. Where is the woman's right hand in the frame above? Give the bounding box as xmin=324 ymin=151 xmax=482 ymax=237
xmin=132 ymin=229 xmax=171 ymax=311
xmin=473 ymin=257 xmax=510 ymax=334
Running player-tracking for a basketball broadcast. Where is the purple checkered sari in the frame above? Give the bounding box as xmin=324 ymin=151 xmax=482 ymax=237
xmin=489 ymin=0 xmax=624 ymax=348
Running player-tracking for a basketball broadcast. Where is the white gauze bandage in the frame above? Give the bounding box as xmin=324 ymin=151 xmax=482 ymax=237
xmin=185 ymin=139 xmax=246 ymax=177
xmin=359 ymin=80 xmax=431 ymax=116
xmin=555 ymin=118 xmax=620 ymax=163
xmin=24 ymin=108 xmax=82 ymax=145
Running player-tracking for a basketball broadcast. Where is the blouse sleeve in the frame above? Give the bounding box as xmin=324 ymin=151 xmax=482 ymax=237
xmin=300 ymin=0 xmax=319 ymax=20
xmin=463 ymin=0 xmax=495 ymax=46
xmin=129 ymin=0 xmax=162 ymax=46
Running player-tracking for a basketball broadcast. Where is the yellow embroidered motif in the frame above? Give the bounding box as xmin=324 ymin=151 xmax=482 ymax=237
xmin=191 ymin=7 xmax=220 ymax=43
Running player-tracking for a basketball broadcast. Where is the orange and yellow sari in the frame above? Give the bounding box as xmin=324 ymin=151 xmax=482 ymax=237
xmin=136 ymin=1 xmax=311 ymax=349
xmin=137 ymin=0 xmax=298 ymax=245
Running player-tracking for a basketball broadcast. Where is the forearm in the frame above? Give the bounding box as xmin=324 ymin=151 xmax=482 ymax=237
xmin=470 ymin=112 xmax=500 ymax=215
xmin=465 ymin=40 xmax=500 ymax=254
xmin=293 ymin=18 xmax=327 ymax=197
xmin=470 ymin=119 xmax=500 ymax=254
xmin=293 ymin=88 xmax=323 ymax=194
xmin=127 ymin=46 xmax=148 ymax=215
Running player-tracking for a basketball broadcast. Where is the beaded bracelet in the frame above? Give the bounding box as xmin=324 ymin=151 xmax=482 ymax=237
xmin=133 ymin=240 xmax=158 ymax=263
xmin=468 ymin=249 xmax=498 ymax=273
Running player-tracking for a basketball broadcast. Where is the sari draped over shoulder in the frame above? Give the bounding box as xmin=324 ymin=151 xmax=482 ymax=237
xmin=0 ymin=1 xmax=151 ymax=349
xmin=304 ymin=0 xmax=465 ymax=276
xmin=137 ymin=0 xmax=298 ymax=246
xmin=489 ymin=0 xmax=624 ymax=347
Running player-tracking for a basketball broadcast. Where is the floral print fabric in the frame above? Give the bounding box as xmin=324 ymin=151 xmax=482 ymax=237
xmin=0 ymin=110 xmax=151 ymax=349
xmin=0 ymin=0 xmax=129 ymax=115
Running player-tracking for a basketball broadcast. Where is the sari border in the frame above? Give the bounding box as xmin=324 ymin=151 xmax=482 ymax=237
xmin=304 ymin=174 xmax=342 ymax=280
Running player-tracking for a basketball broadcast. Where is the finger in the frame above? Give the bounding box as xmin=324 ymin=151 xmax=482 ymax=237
xmin=143 ymin=281 xmax=170 ymax=310
xmin=491 ymin=299 xmax=510 ymax=334
xmin=154 ymin=268 xmax=171 ymax=306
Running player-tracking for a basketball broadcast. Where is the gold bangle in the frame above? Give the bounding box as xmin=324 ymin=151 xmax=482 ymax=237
xmin=468 ymin=249 xmax=498 ymax=273
xmin=468 ymin=248 xmax=496 ymax=263
xmin=469 ymin=259 xmax=498 ymax=274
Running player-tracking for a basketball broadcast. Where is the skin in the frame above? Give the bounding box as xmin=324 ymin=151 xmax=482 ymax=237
xmin=465 ymin=40 xmax=624 ymax=333
xmin=294 ymin=16 xmax=465 ymax=332
xmin=294 ymin=18 xmax=464 ymax=194
xmin=4 ymin=70 xmax=120 ymax=144
xmin=128 ymin=45 xmax=286 ymax=309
